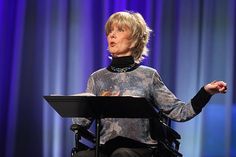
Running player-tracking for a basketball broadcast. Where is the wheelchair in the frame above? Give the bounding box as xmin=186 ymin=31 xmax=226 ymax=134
xmin=70 ymin=114 xmax=183 ymax=157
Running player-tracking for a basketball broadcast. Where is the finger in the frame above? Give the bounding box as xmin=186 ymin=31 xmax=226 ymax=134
xmin=210 ymin=80 xmax=217 ymax=85
xmin=219 ymin=87 xmax=227 ymax=93
xmin=215 ymin=82 xmax=227 ymax=89
xmin=217 ymin=81 xmax=227 ymax=86
xmin=221 ymin=90 xmax=227 ymax=93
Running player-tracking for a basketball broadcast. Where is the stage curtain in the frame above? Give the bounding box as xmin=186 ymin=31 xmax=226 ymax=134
xmin=0 ymin=0 xmax=235 ymax=157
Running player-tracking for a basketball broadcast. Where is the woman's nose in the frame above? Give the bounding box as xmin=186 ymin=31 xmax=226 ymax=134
xmin=110 ymin=31 xmax=116 ymax=38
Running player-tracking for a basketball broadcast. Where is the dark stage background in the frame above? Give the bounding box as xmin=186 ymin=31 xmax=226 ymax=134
xmin=0 ymin=0 xmax=236 ymax=157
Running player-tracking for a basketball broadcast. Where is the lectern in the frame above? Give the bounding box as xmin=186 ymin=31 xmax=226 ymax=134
xmin=44 ymin=96 xmax=159 ymax=157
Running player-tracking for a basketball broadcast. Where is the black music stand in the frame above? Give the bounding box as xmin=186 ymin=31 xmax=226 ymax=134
xmin=44 ymin=96 xmax=159 ymax=157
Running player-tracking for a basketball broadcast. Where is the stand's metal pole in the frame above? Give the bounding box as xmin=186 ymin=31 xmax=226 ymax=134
xmin=95 ymin=118 xmax=101 ymax=157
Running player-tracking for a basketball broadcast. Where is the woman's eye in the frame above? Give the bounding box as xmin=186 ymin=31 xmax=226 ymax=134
xmin=118 ymin=28 xmax=124 ymax=32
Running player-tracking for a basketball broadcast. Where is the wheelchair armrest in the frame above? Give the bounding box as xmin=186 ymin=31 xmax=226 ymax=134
xmin=156 ymin=140 xmax=183 ymax=157
xmin=150 ymin=117 xmax=182 ymax=153
xmin=71 ymin=124 xmax=96 ymax=156
xmin=160 ymin=121 xmax=181 ymax=140
xmin=159 ymin=121 xmax=181 ymax=150
xmin=70 ymin=124 xmax=96 ymax=143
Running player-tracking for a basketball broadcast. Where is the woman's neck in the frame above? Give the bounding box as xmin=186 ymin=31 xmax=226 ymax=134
xmin=110 ymin=56 xmax=135 ymax=68
xmin=107 ymin=56 xmax=139 ymax=73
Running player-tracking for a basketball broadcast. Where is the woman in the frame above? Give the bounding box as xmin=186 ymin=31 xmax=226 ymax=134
xmin=73 ymin=11 xmax=227 ymax=157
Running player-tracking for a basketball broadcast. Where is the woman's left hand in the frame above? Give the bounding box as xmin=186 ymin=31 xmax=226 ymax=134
xmin=204 ymin=80 xmax=227 ymax=95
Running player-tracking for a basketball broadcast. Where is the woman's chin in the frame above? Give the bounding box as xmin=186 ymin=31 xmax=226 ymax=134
xmin=110 ymin=53 xmax=118 ymax=57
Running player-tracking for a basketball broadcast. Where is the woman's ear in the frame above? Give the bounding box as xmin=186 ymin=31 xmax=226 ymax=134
xmin=129 ymin=39 xmax=136 ymax=49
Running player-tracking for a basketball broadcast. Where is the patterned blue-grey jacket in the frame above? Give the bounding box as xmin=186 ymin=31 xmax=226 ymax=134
xmin=73 ymin=65 xmax=210 ymax=144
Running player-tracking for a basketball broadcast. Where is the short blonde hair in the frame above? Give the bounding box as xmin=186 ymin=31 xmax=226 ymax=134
xmin=105 ymin=11 xmax=152 ymax=63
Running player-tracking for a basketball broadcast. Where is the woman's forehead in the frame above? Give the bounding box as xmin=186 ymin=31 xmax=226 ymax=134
xmin=110 ymin=22 xmax=130 ymax=29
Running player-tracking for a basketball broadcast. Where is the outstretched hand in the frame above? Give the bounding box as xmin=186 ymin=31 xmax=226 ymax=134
xmin=204 ymin=80 xmax=227 ymax=95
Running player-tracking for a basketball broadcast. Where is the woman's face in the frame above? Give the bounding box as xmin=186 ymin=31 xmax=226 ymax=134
xmin=107 ymin=23 xmax=133 ymax=57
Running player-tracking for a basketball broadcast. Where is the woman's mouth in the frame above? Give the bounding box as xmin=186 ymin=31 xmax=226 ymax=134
xmin=110 ymin=42 xmax=116 ymax=47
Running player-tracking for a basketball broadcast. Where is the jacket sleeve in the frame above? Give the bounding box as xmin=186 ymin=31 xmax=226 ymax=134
xmin=191 ymin=87 xmax=212 ymax=114
xmin=151 ymin=70 xmax=210 ymax=122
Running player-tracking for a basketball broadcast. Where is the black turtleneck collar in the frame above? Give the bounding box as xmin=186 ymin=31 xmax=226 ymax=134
xmin=107 ymin=56 xmax=140 ymax=73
